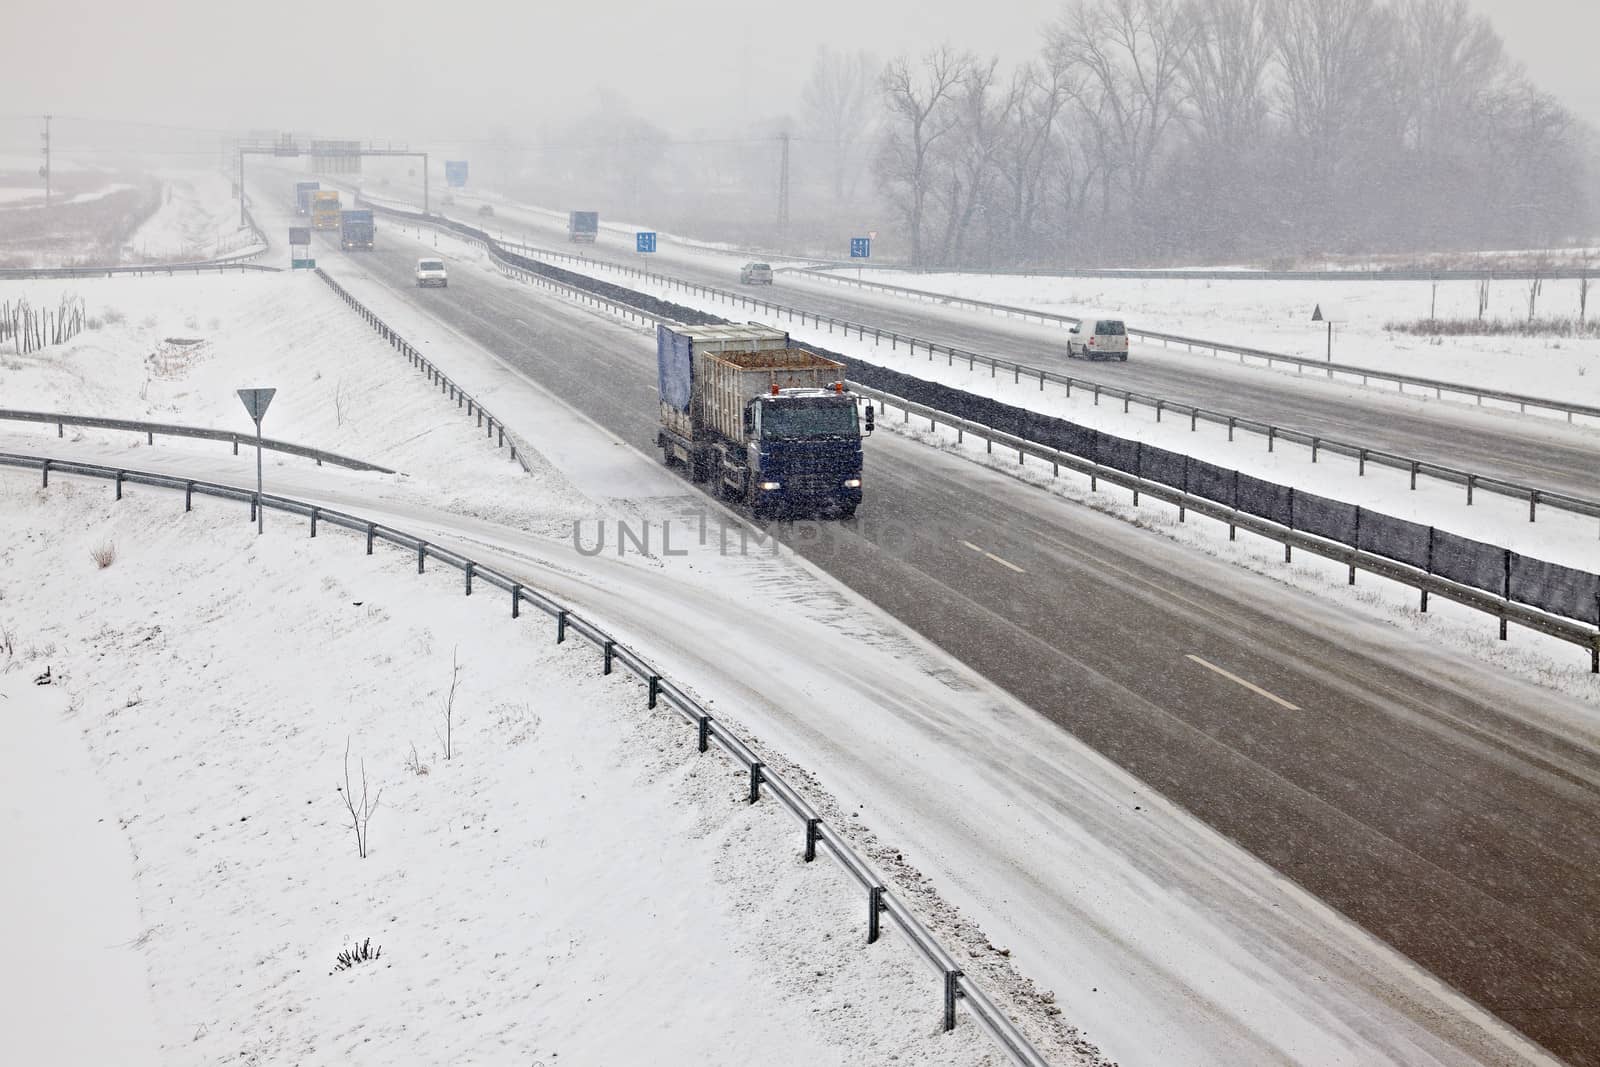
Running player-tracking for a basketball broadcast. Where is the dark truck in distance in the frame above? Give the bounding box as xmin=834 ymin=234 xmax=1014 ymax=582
xmin=339 ymin=209 xmax=375 ymax=251
xmin=657 ymin=324 xmax=871 ymax=518
xmin=568 ymin=210 xmax=599 ymax=243
xmin=294 ymin=180 xmax=320 ymax=215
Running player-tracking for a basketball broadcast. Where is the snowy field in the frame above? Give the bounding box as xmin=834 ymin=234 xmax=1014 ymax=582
xmin=124 ymin=170 xmax=262 ymax=262
xmin=0 ymin=164 xmax=256 ymax=268
xmin=790 ymin=269 xmax=1600 ymax=406
xmin=0 ymin=481 xmax=1013 ymax=1066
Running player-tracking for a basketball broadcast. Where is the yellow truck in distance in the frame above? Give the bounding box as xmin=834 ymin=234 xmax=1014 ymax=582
xmin=310 ymin=190 xmax=341 ymax=230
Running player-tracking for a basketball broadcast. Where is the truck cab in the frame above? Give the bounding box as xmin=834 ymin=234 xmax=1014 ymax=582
xmin=742 ymin=386 xmax=869 ymax=517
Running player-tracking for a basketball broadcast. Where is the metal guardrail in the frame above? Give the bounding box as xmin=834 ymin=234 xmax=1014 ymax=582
xmin=363 ymin=207 xmax=1600 ymax=670
xmin=792 ymin=268 xmax=1600 ymax=425
xmin=490 ymin=237 xmax=1600 ymax=536
xmin=852 ymin=384 xmax=1600 ymax=672
xmin=0 ymin=409 xmax=394 ymax=473
xmin=313 ymin=268 xmax=539 ymax=476
xmin=0 ymin=450 xmax=1055 ymax=1067
xmin=810 ymin=262 xmax=1600 ymax=283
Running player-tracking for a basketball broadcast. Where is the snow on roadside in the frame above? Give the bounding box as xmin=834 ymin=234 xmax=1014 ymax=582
xmin=0 ymin=480 xmax=1018 ymax=1065
xmin=792 ymin=269 xmax=1600 ymax=407
xmin=0 ymin=271 xmax=591 ymax=535
xmin=124 ymin=171 xmax=262 ymax=261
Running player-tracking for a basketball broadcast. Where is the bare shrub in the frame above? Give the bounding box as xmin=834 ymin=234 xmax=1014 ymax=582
xmin=332 ymin=938 xmax=382 ymax=972
xmin=440 ymin=647 xmax=462 ymax=761
xmin=333 ymin=378 xmax=349 ymax=427
xmin=89 ymin=541 xmax=117 ymax=569
xmin=102 ymin=307 xmax=126 ymax=326
xmin=337 ymin=739 xmax=384 ymax=859
xmin=405 ymin=742 xmax=430 ymax=776
xmin=1384 ymin=316 xmax=1600 ymax=338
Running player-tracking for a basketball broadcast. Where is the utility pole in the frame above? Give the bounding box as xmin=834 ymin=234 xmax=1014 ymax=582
xmin=40 ymin=115 xmax=52 ymax=209
xmin=777 ymin=131 xmax=790 ymax=252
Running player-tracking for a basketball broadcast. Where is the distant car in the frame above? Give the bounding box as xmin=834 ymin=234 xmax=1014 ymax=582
xmin=477 ymin=204 xmax=495 ymax=217
xmin=415 ymin=257 xmax=448 ymax=288
xmin=740 ymin=262 xmax=774 ymax=285
xmin=1067 ymin=317 xmax=1128 ymax=361
xmin=440 ymin=194 xmax=455 ymax=206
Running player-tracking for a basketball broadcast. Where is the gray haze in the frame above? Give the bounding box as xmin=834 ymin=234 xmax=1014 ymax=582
xmin=4 ymin=0 xmax=1597 ymax=138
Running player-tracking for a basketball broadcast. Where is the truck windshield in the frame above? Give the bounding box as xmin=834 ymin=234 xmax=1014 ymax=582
xmin=761 ymin=399 xmax=857 ymax=439
xmin=419 ymin=260 xmax=443 ymax=271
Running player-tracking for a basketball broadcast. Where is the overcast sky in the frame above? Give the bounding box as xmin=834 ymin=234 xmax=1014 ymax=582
xmin=4 ymin=0 xmax=1598 ymax=149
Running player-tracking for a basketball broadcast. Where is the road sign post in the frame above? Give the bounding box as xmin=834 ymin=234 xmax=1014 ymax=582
xmin=850 ymin=237 xmax=871 ymax=280
xmin=236 ymin=388 xmax=276 ymax=534
xmin=1310 ymin=303 xmax=1344 ymax=366
xmin=288 ymin=227 xmax=313 ymax=270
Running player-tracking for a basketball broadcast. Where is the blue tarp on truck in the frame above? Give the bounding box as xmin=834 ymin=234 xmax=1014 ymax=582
xmin=657 ymin=326 xmax=694 ymax=412
xmin=295 ymin=181 xmax=320 ymax=215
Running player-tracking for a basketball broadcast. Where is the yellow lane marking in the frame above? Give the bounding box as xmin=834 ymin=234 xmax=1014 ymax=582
xmin=1185 ymin=654 xmax=1301 ymax=711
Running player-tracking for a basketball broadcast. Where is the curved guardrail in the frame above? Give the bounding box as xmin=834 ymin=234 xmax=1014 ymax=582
xmin=791 ymin=268 xmax=1600 ymax=425
xmin=0 ymin=409 xmax=393 ymax=473
xmin=482 ymin=234 xmax=1600 ymax=533
xmin=0 ymin=450 xmax=1057 ymax=1067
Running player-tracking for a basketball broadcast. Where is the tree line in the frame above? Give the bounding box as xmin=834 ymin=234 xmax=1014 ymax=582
xmin=804 ymin=0 xmax=1596 ymax=267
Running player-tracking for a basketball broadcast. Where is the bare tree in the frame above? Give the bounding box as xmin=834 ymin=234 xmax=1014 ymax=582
xmin=930 ymin=58 xmax=1021 ymax=265
xmin=875 ymin=46 xmax=973 ymax=267
xmin=801 ymin=47 xmax=881 ymax=203
xmin=338 ymin=739 xmax=383 ymax=860
xmin=1396 ymin=0 xmax=1504 ymax=156
xmin=996 ymin=48 xmax=1081 ymax=262
xmin=1053 ymin=0 xmax=1197 ymax=240
xmin=1181 ymin=0 xmax=1272 ymax=151
xmin=441 ymin=647 xmax=462 ymax=761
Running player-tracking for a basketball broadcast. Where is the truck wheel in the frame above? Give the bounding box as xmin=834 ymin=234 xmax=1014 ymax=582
xmin=837 ymin=504 xmax=857 ymax=519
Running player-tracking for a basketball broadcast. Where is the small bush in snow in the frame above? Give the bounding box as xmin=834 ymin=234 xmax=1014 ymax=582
xmin=332 ymin=938 xmax=382 ymax=972
xmin=102 ymin=307 xmax=126 ymax=326
xmin=1385 ymin=316 xmax=1600 ymax=338
xmin=89 ymin=541 xmax=116 ymax=569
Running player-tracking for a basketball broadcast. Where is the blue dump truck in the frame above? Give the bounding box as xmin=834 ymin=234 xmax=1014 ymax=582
xmin=657 ymin=324 xmax=872 ymax=518
xmin=568 ymin=210 xmax=599 ymax=243
xmin=295 ymin=180 xmax=321 ymax=215
xmin=339 ymin=208 xmax=375 ymax=251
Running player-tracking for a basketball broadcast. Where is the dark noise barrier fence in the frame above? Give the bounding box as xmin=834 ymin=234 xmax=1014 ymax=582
xmin=361 ymin=202 xmax=1600 ymax=636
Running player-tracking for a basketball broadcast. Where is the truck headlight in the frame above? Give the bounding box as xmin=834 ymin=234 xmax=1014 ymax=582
xmin=758 ymin=481 xmax=782 ymax=491
xmin=843 ymin=478 xmax=862 ymax=488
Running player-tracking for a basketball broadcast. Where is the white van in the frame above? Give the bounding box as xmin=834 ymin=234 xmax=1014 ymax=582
xmin=415 ymin=258 xmax=448 ymax=288
xmin=1067 ymin=317 xmax=1129 ymax=361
